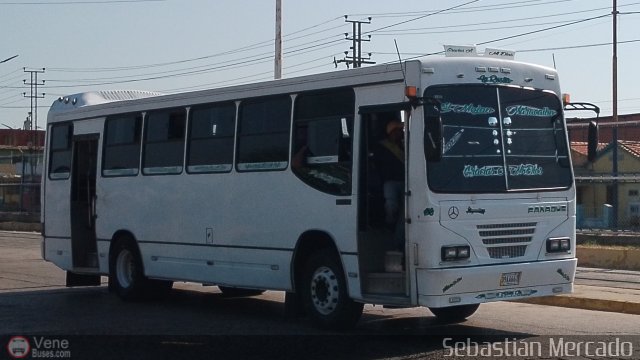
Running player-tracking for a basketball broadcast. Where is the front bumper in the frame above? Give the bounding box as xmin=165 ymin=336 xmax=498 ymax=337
xmin=416 ymin=258 xmax=577 ymax=308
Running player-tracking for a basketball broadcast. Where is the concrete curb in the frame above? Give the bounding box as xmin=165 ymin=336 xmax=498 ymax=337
xmin=577 ymin=246 xmax=640 ymax=270
xmin=515 ymin=295 xmax=640 ymax=315
xmin=0 ymin=222 xmax=40 ymax=233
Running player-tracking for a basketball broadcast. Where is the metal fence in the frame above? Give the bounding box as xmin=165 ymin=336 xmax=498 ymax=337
xmin=0 ymin=153 xmax=42 ymax=214
xmin=577 ymin=204 xmax=640 ymax=231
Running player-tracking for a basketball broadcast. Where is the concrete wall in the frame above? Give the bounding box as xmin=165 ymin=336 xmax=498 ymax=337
xmin=577 ymin=246 xmax=640 ymax=270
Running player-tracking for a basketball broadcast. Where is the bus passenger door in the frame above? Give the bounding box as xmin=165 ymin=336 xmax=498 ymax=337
xmin=357 ymin=108 xmax=409 ymax=298
xmin=70 ymin=135 xmax=99 ymax=269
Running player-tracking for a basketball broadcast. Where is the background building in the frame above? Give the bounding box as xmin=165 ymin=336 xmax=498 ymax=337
xmin=0 ymin=129 xmax=44 ymax=213
xmin=569 ymin=113 xmax=640 ymax=230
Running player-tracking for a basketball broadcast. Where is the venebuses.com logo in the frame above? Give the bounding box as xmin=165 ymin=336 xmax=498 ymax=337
xmin=6 ymin=336 xmax=71 ymax=359
xmin=6 ymin=336 xmax=30 ymax=359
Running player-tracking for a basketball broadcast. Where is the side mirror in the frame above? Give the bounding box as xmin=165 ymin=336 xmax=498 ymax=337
xmin=424 ymin=100 xmax=443 ymax=162
xmin=587 ymin=120 xmax=598 ymax=162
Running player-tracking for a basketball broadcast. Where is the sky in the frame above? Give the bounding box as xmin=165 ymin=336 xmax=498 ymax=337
xmin=0 ymin=0 xmax=638 ymax=130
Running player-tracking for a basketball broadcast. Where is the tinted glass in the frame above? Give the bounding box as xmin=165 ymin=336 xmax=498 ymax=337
xmin=425 ymin=85 xmax=571 ymax=193
xmin=103 ymin=114 xmax=142 ymax=176
xmin=499 ymin=87 xmax=571 ymax=190
xmin=426 ymin=86 xmax=503 ymax=192
xmin=292 ymin=89 xmax=354 ymax=195
xmin=49 ymin=123 xmax=73 ymax=179
xmin=187 ymin=103 xmax=236 ymax=173
xmin=236 ymin=95 xmax=291 ymax=171
xmin=143 ymin=108 xmax=186 ymax=175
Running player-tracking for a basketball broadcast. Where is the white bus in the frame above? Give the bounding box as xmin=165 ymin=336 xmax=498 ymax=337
xmin=42 ymin=51 xmax=578 ymax=329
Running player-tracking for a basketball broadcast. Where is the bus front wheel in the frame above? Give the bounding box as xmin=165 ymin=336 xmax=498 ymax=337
xmin=302 ymin=249 xmax=363 ymax=329
xmin=429 ymin=304 xmax=479 ymax=323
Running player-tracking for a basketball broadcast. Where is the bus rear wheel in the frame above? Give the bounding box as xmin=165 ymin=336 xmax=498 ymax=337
xmin=429 ymin=304 xmax=479 ymax=323
xmin=302 ymin=249 xmax=363 ymax=329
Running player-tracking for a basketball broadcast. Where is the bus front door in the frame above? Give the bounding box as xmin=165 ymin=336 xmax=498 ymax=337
xmin=357 ymin=109 xmax=409 ymax=298
xmin=70 ymin=135 xmax=99 ymax=270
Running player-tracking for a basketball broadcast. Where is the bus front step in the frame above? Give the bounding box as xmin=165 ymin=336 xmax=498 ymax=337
xmin=364 ymin=272 xmax=406 ymax=295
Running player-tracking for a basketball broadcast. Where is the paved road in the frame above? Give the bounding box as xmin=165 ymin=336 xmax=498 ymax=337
xmin=575 ymin=267 xmax=640 ymax=290
xmin=1 ymin=231 xmax=639 ymax=359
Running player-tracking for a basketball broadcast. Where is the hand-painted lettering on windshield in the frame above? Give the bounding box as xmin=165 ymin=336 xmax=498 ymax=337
xmin=505 ymin=105 xmax=557 ymax=117
xmin=463 ymin=164 xmax=543 ymax=178
xmin=463 ymin=165 xmax=503 ymax=178
xmin=508 ymin=164 xmax=543 ymax=176
xmin=441 ymin=102 xmax=495 ymax=115
xmin=443 ymin=129 xmax=464 ymax=154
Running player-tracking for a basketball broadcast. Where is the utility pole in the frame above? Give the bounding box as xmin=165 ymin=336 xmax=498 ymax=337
xmin=23 ymin=68 xmax=45 ymax=134
xmin=23 ymin=68 xmax=45 ymax=213
xmin=335 ymin=16 xmax=375 ymax=69
xmin=611 ymin=0 xmax=619 ymax=228
xmin=274 ymin=0 xmax=282 ymax=79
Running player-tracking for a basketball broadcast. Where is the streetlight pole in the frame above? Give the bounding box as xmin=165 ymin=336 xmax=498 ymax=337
xmin=274 ymin=0 xmax=282 ymax=79
xmin=611 ymin=0 xmax=619 ymax=228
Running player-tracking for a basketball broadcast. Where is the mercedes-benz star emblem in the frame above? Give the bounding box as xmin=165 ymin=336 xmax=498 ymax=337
xmin=448 ymin=206 xmax=459 ymax=219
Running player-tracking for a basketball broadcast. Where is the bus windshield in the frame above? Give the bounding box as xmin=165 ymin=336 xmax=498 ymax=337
xmin=425 ymin=85 xmax=572 ymax=193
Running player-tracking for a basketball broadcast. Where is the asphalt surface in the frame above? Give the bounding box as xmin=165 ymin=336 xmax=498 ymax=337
xmin=1 ymin=231 xmax=640 ymax=359
xmin=515 ymin=267 xmax=640 ymax=315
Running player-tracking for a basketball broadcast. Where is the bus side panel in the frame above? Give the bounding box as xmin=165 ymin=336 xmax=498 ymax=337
xmin=141 ymin=243 xmax=293 ymax=290
xmin=43 ymin=236 xmax=72 ymax=270
xmin=97 ymin=169 xmax=358 ymax=292
xmin=42 ymin=166 xmax=72 ymax=269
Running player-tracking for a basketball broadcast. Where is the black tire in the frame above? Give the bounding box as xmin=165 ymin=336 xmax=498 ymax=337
xmin=429 ymin=304 xmax=480 ymax=323
xmin=302 ymin=249 xmax=363 ymax=329
xmin=109 ymin=238 xmax=152 ymax=301
xmin=218 ymin=286 xmax=265 ymax=297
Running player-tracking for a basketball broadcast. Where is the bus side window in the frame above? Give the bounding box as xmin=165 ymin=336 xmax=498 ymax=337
xmin=236 ymin=95 xmax=291 ymax=172
xmin=103 ymin=114 xmax=143 ymax=177
xmin=187 ymin=103 xmax=236 ymax=173
xmin=48 ymin=123 xmax=73 ymax=180
xmin=292 ymin=88 xmax=355 ymax=195
xmin=142 ymin=108 xmax=186 ymax=175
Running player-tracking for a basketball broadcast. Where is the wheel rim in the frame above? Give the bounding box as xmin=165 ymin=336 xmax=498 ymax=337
xmin=116 ymin=249 xmax=134 ymax=288
xmin=310 ymin=266 xmax=340 ymax=315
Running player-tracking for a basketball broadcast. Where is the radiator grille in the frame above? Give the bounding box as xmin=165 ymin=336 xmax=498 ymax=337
xmin=487 ymin=245 xmax=527 ymax=259
xmin=477 ymin=222 xmax=536 ymax=229
xmin=478 ymin=222 xmax=537 ymax=259
xmin=482 ymin=237 xmax=533 ymax=245
xmin=479 ymin=228 xmax=535 ymax=237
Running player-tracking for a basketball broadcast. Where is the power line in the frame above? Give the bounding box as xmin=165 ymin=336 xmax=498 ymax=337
xmin=350 ymin=0 xmax=577 ymax=17
xmin=48 ymin=16 xmax=345 ymax=73
xmin=373 ymin=18 xmax=594 ymax=36
xmin=364 ymin=0 xmax=480 ymax=34
xmin=0 ymin=0 xmax=164 ymax=5
xmin=475 ymin=13 xmax=611 ymax=46
xmin=43 ymin=38 xmax=346 ymax=89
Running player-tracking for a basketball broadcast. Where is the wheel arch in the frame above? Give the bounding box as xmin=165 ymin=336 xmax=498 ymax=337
xmin=108 ymin=230 xmax=141 ymax=273
xmin=290 ymin=230 xmax=340 ymax=292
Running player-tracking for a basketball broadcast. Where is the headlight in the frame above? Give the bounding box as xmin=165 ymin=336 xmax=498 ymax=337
xmin=441 ymin=245 xmax=471 ymax=261
xmin=547 ymin=237 xmax=571 ymax=253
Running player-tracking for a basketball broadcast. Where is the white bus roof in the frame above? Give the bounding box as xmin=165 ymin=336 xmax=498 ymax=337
xmin=47 ymin=57 xmax=558 ymax=123
xmin=48 ymin=90 xmax=163 ymax=114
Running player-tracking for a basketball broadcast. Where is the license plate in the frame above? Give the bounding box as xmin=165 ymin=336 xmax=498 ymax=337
xmin=500 ymin=272 xmax=521 ymax=286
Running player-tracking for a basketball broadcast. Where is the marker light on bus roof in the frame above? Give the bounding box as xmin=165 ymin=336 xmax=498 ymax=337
xmin=404 ymin=86 xmax=417 ymax=98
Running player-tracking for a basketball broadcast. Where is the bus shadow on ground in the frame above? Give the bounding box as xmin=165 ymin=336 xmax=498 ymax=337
xmin=0 ymin=285 xmax=537 ymax=359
